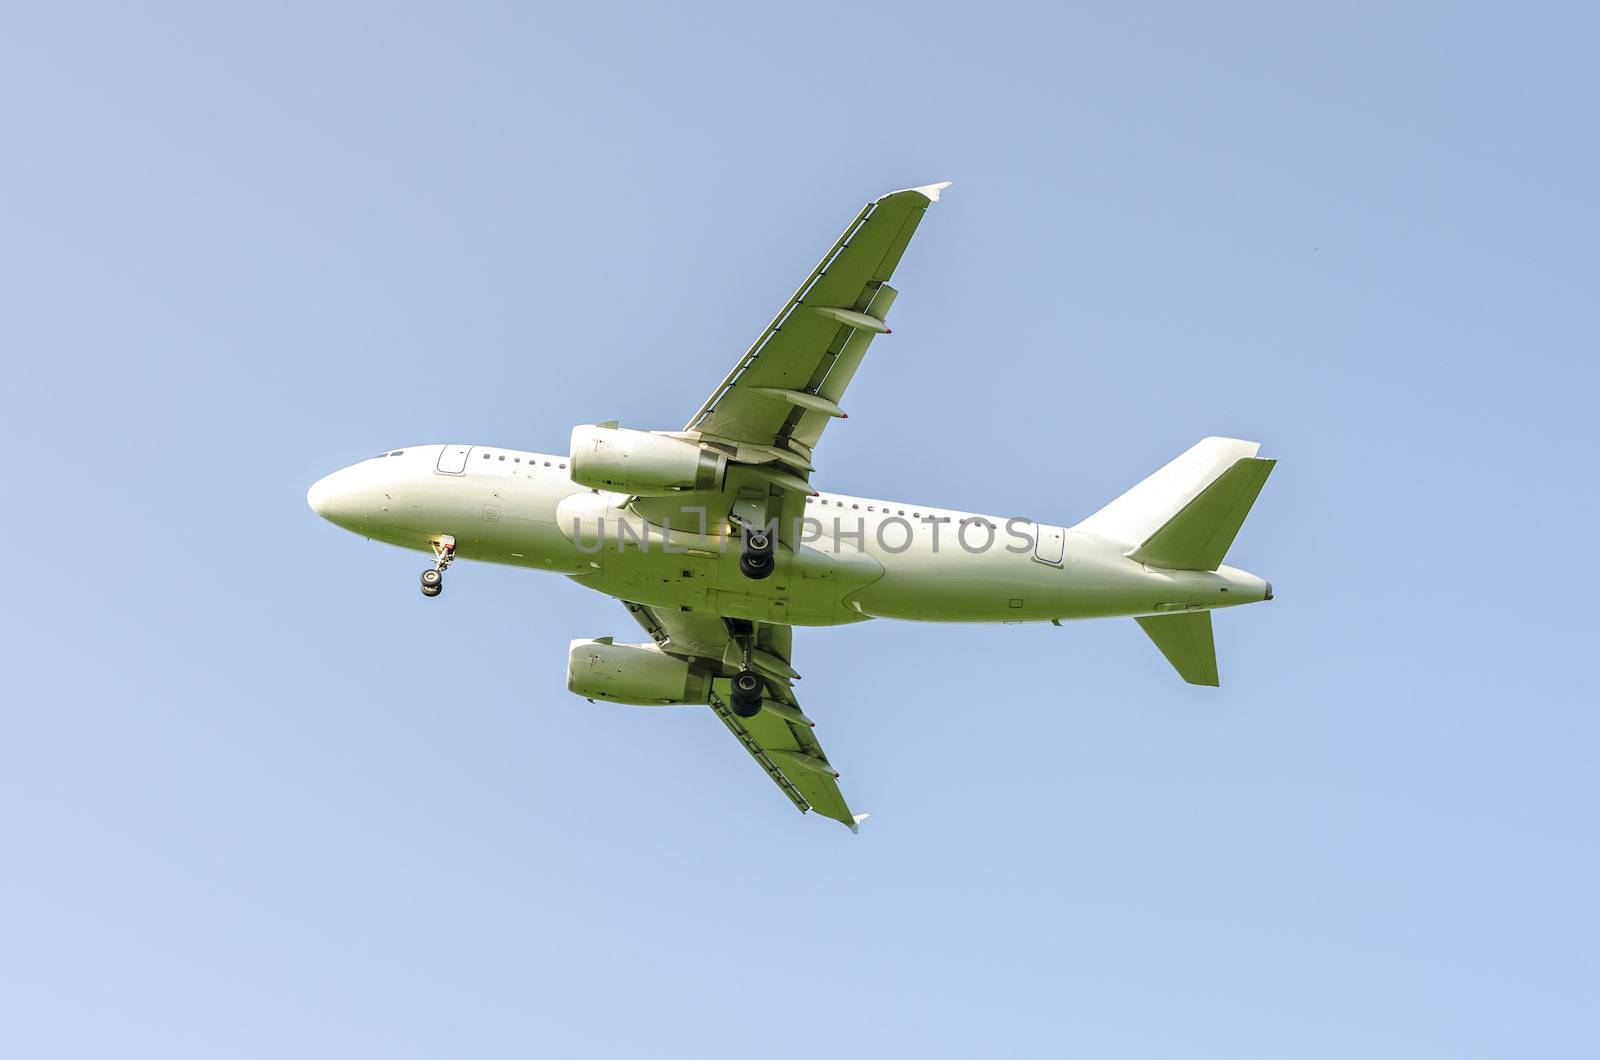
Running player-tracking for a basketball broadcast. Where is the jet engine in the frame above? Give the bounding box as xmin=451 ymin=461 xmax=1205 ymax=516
xmin=569 ymin=425 xmax=725 ymax=496
xmin=566 ymin=638 xmax=713 ymax=705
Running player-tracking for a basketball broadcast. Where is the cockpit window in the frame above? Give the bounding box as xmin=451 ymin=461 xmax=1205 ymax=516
xmin=373 ymin=453 xmax=388 ymax=459
xmin=389 ymin=450 xmax=404 ymax=456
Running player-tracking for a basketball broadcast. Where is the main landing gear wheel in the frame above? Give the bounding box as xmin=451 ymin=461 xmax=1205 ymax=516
xmin=738 ymin=528 xmax=775 ymax=581
xmin=420 ymin=534 xmax=456 ymax=600
xmin=729 ymin=670 xmax=765 ymax=718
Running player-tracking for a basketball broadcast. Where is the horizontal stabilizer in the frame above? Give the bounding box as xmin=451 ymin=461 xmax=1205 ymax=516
xmin=1137 ymin=612 xmax=1219 ymax=686
xmin=1129 ymin=458 xmax=1275 ymax=571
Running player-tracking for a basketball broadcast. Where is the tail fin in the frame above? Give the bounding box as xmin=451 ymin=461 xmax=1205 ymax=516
xmin=1077 ymin=437 xmax=1274 ymax=571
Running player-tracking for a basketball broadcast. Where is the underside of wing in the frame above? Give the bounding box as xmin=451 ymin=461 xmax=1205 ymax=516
xmin=622 ymin=602 xmax=864 ymax=830
xmin=685 ymin=182 xmax=949 ymax=460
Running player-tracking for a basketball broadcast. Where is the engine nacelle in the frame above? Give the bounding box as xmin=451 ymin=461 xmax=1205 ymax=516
xmin=568 ymin=425 xmax=725 ymax=496
xmin=566 ymin=638 xmax=713 ymax=706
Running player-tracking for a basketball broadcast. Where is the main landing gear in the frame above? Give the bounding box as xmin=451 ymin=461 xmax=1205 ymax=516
xmin=729 ymin=669 xmax=766 ymax=718
xmin=728 ymin=624 xmax=767 ymax=718
xmin=738 ymin=525 xmax=775 ymax=581
xmin=420 ymin=535 xmax=455 ymax=598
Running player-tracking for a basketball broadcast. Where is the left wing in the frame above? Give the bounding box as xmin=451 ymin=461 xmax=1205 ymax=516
xmin=683 ymin=182 xmax=950 ymax=461
xmin=622 ymin=601 xmax=866 ymax=831
xmin=633 ymin=183 xmax=948 ymax=544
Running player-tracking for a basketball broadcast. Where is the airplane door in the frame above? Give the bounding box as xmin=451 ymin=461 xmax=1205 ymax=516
xmin=436 ymin=444 xmax=472 ymax=475
xmin=1033 ymin=523 xmax=1065 ymax=566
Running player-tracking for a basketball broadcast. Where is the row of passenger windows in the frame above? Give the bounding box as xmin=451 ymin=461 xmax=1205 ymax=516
xmin=807 ymin=496 xmax=925 ymax=518
xmin=374 ymin=448 xmax=567 ymax=470
xmin=482 ymin=452 xmax=566 ymax=469
xmin=804 ymin=496 xmax=995 ymax=527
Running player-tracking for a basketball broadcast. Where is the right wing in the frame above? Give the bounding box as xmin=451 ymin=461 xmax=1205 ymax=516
xmin=622 ymin=601 xmax=865 ymax=831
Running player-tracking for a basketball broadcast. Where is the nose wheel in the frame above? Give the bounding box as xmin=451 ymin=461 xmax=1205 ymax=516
xmin=420 ymin=535 xmax=455 ymax=598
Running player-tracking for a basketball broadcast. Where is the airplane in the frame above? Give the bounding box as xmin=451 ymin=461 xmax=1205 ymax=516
xmin=307 ymin=182 xmax=1276 ymax=831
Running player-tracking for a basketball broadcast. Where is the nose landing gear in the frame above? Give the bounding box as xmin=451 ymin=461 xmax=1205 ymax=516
xmin=421 ymin=535 xmax=455 ymax=598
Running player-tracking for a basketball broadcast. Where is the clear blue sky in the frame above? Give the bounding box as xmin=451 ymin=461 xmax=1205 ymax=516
xmin=4 ymin=3 xmax=1596 ymax=1056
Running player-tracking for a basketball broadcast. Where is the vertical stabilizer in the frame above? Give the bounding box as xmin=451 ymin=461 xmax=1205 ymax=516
xmin=1076 ymin=437 xmax=1261 ymax=547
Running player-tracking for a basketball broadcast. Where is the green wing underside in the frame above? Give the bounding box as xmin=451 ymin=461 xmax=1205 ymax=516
xmin=622 ymin=602 xmax=861 ymax=829
xmin=684 ymin=183 xmax=948 ymax=457
xmin=636 ymin=183 xmax=946 ymax=546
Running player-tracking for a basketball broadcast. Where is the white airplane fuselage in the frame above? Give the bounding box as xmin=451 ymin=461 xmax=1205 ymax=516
xmin=308 ymin=442 xmax=1271 ymax=626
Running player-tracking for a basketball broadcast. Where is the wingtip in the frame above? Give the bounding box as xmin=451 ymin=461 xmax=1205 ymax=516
xmin=847 ymin=812 xmax=871 ymax=834
xmin=879 ymin=181 xmax=952 ymax=204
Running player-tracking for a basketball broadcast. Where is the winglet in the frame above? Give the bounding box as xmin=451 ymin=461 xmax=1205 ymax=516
xmin=878 ymin=181 xmax=952 ymax=204
xmin=848 ymin=812 xmax=871 ymax=834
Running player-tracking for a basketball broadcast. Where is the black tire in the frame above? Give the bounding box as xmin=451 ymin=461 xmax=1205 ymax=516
xmin=730 ymin=670 xmax=764 ymax=717
xmin=739 ymin=550 xmax=774 ymax=580
xmin=745 ymin=531 xmax=770 ymax=553
xmin=421 ymin=583 xmax=442 ymax=598
xmin=421 ymin=569 xmax=443 ymax=588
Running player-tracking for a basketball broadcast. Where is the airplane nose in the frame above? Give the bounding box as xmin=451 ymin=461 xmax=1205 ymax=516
xmin=307 ymin=468 xmax=366 ymax=528
xmin=307 ymin=473 xmax=338 ymax=518
xmin=308 ymin=464 xmax=382 ymax=534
